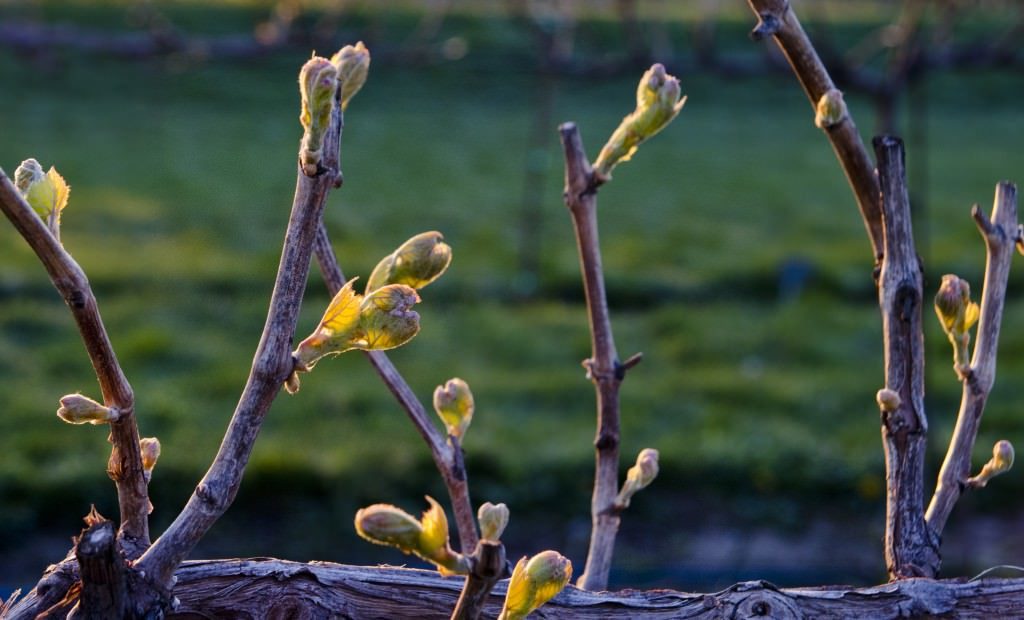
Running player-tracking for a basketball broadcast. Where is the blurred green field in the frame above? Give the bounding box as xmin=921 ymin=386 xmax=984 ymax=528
xmin=2 ymin=1 xmax=1024 ymax=591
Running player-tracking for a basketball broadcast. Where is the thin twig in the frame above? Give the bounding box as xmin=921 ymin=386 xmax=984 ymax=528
xmin=873 ymin=135 xmax=939 ymax=579
xmin=134 ymin=92 xmax=345 ymax=589
xmin=745 ymin=0 xmax=884 ymax=263
xmin=312 ymin=223 xmax=479 ymax=552
xmin=927 ymin=182 xmax=1019 ymax=535
xmin=0 ymin=170 xmax=149 ymax=553
xmin=559 ymin=122 xmax=636 ymax=591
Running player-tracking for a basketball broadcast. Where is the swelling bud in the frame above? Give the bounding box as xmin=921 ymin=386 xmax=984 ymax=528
xmin=298 ymin=55 xmax=338 ymax=176
xmin=499 ymin=551 xmax=573 ymax=620
xmin=57 ymin=394 xmax=117 ymax=425
xmin=433 ymin=377 xmax=474 ymax=439
xmin=331 ymin=41 xmax=370 ymax=110
xmin=934 ymin=274 xmax=980 ymax=375
xmin=477 ymin=502 xmax=509 ymax=542
xmin=814 ymin=89 xmax=847 ymax=129
xmin=366 ymin=231 xmax=453 ymax=293
xmin=354 ymin=496 xmax=469 ymax=576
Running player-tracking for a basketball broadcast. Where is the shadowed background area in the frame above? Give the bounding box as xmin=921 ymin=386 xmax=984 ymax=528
xmin=2 ymin=0 xmax=1024 ymax=597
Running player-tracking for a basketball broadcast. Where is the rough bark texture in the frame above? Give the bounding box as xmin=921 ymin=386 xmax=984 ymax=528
xmin=152 ymin=559 xmax=1024 ymax=619
xmin=69 ymin=521 xmax=126 ymax=620
xmin=745 ymin=0 xmax=884 ymax=262
xmin=927 ymin=182 xmax=1020 ymax=535
xmin=874 ymin=136 xmax=940 ymax=579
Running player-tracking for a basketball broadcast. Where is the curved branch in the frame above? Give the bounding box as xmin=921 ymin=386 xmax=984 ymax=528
xmin=134 ymin=96 xmax=345 ymax=589
xmin=745 ymin=0 xmax=884 ymax=263
xmin=0 ymin=171 xmax=149 ymax=552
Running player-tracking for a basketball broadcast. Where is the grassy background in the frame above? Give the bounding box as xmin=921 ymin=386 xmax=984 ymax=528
xmin=2 ymin=0 xmax=1024 ymax=592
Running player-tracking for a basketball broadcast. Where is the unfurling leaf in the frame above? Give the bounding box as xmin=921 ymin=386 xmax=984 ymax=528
xmin=292 ymin=278 xmax=421 ymax=374
xmin=354 ymin=496 xmax=470 ymax=576
xmin=331 ymin=41 xmax=370 ymax=111
xmin=499 ymin=551 xmax=572 ymax=620
xmin=15 ymin=159 xmax=70 ymax=236
xmin=477 ymin=501 xmax=509 ymax=542
xmin=593 ymin=63 xmax=686 ymax=179
xmin=298 ymin=55 xmax=338 ymax=176
xmin=56 ymin=394 xmax=117 ymax=425
xmin=616 ymin=448 xmax=659 ymax=508
xmin=366 ymin=231 xmax=452 ymax=293
xmin=433 ymin=377 xmax=474 ymax=439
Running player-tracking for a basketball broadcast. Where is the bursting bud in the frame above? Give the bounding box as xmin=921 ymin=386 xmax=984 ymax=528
xmin=15 ymin=158 xmax=70 ymax=236
xmin=57 ymin=394 xmax=117 ymax=425
xmin=354 ymin=496 xmax=469 ymax=576
xmin=814 ymin=89 xmax=847 ymax=129
xmin=968 ymin=440 xmax=1015 ymax=488
xmin=876 ymin=388 xmax=902 ymax=413
xmin=298 ymin=55 xmax=338 ymax=176
xmin=14 ymin=158 xmax=44 ymax=193
xmin=593 ymin=63 xmax=686 ymax=179
xmin=140 ymin=437 xmax=161 ymax=473
xmin=477 ymin=502 xmax=509 ymax=542
xmin=292 ymin=278 xmax=421 ymax=376
xmin=331 ymin=41 xmax=370 ymax=111
xmin=616 ymin=448 xmax=659 ymax=508
xmin=433 ymin=377 xmax=474 ymax=439
xmin=499 ymin=551 xmax=573 ymax=620
xmin=366 ymin=231 xmax=453 ymax=293
xmin=934 ymin=274 xmax=980 ymax=375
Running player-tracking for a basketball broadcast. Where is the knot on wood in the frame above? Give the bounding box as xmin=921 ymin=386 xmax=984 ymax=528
xmin=894 ymin=283 xmax=920 ymax=323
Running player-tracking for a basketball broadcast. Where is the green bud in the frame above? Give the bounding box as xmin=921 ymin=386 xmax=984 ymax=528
xmin=15 ymin=158 xmax=70 ymax=237
xmin=292 ymin=278 xmax=421 ymax=374
xmin=298 ymin=55 xmax=338 ymax=176
xmin=616 ymin=448 xmax=659 ymax=508
xmin=355 ymin=503 xmax=424 ymax=550
xmin=354 ymin=496 xmax=470 ymax=576
xmin=499 ymin=551 xmax=572 ymax=620
xmin=331 ymin=41 xmax=370 ymax=111
xmin=353 ymin=283 xmax=421 ymax=351
xmin=14 ymin=158 xmax=44 ymax=193
xmin=140 ymin=437 xmax=161 ymax=473
xmin=57 ymin=394 xmax=117 ymax=425
xmin=875 ymin=388 xmax=902 ymax=413
xmin=433 ymin=377 xmax=474 ymax=439
xmin=477 ymin=502 xmax=509 ymax=542
xmin=814 ymin=89 xmax=847 ymax=129
xmin=366 ymin=231 xmax=453 ymax=293
xmin=968 ymin=440 xmax=1015 ymax=488
xmin=934 ymin=274 xmax=980 ymax=375
xmin=593 ymin=63 xmax=686 ymax=179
